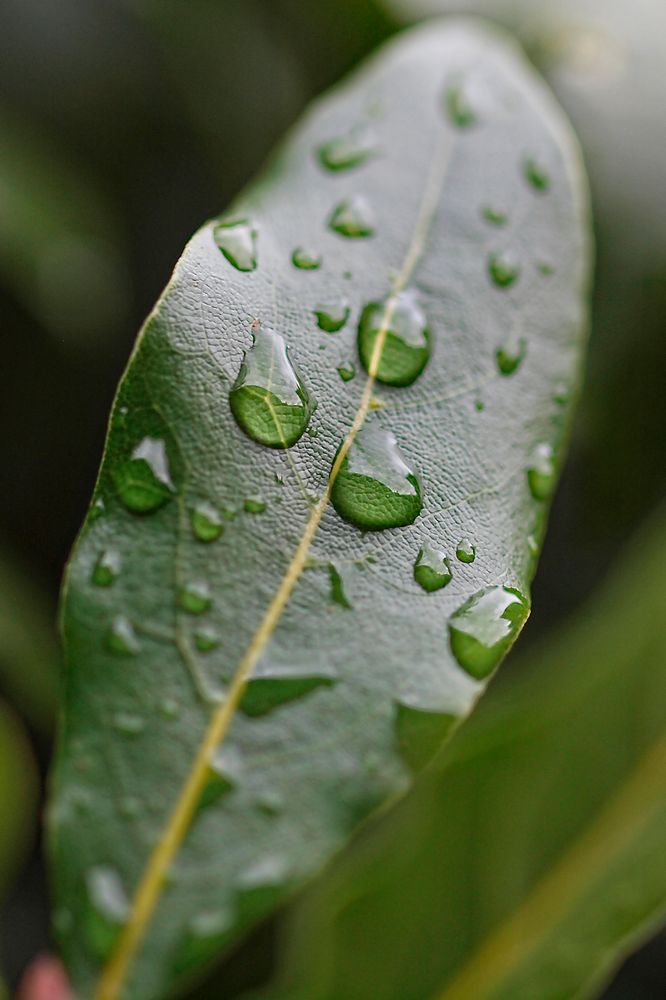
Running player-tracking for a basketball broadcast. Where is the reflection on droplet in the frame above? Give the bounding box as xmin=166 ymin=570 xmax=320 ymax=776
xmin=449 ymin=585 xmax=530 ymax=679
xmin=328 ymin=196 xmax=375 ymax=238
xmin=317 ymin=128 xmax=376 ymax=171
xmin=395 ymin=702 xmax=457 ymax=771
xmin=337 ymin=362 xmax=356 ymax=382
xmin=414 ymin=546 xmax=452 ymax=592
xmin=191 ymin=501 xmax=224 ymax=542
xmin=358 ymin=289 xmax=430 ymax=386
xmin=92 ymin=549 xmax=121 ymax=587
xmin=328 ymin=564 xmax=352 ymax=608
xmin=291 ymin=247 xmax=322 ymax=270
xmin=230 ymin=326 xmax=314 ymax=448
xmin=496 ymin=333 xmax=527 ymax=375
xmin=107 ymin=616 xmax=140 ymax=656
xmin=178 ymin=581 xmax=211 ymax=615
xmin=213 ymin=219 xmax=257 ymax=272
xmin=524 ymin=157 xmax=551 ymax=192
xmin=527 ymin=443 xmax=556 ymax=500
xmin=315 ymin=302 xmax=350 ymax=333
xmin=113 ymin=436 xmax=176 ymax=514
xmin=330 ymin=423 xmax=422 ymax=531
xmin=456 ymin=538 xmax=476 ymax=564
xmin=488 ymin=253 xmax=520 ymax=288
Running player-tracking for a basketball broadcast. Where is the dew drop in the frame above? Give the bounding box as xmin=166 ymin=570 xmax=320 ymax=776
xmin=178 ymin=581 xmax=212 ymax=615
xmin=90 ymin=497 xmax=105 ymax=521
xmin=107 ymin=616 xmax=140 ymax=656
xmin=92 ymin=549 xmax=121 ymax=587
xmin=496 ymin=333 xmax=527 ymax=375
xmin=537 ymin=261 xmax=555 ymax=276
xmin=230 ymin=325 xmax=314 ymax=448
xmin=474 ymin=399 xmax=485 ymax=412
xmin=444 ymin=81 xmax=476 ymax=128
xmin=84 ymin=866 xmax=129 ymax=959
xmin=119 ymin=796 xmax=141 ymax=818
xmin=194 ymin=625 xmax=220 ymax=652
xmin=328 ymin=196 xmax=375 ymax=238
xmin=173 ymin=908 xmax=233 ymax=975
xmin=257 ymin=789 xmax=284 ymax=815
xmin=357 ymin=288 xmax=430 ymax=386
xmin=160 ymin=698 xmax=180 ymax=719
xmin=113 ymin=436 xmax=176 ymax=514
xmin=414 ymin=546 xmax=452 ymax=593
xmin=330 ymin=423 xmax=422 ymax=531
xmin=488 ymin=253 xmax=520 ymax=288
xmin=291 ymin=247 xmax=322 ymax=270
xmin=456 ymin=538 xmax=476 ymax=564
xmin=524 ymin=157 xmax=551 ymax=192
xmin=449 ymin=585 xmax=530 ymax=679
xmin=328 ymin=564 xmax=352 ymax=609
xmin=213 ymin=219 xmax=257 ymax=272
xmin=317 ymin=127 xmax=375 ymax=171
xmin=191 ymin=501 xmax=224 ymax=542
xmin=314 ymin=302 xmax=350 ymax=333
xmin=527 ymin=443 xmax=556 ymax=501
xmin=112 ymin=712 xmax=145 ymax=735
xmin=395 ymin=702 xmax=457 ymax=771
xmin=482 ymin=205 xmax=507 ymax=226
xmin=553 ymin=383 xmax=568 ymax=406
xmin=240 ymin=666 xmax=335 ymax=717
xmin=244 ymin=497 xmax=266 ymax=514
xmin=337 ymin=362 xmax=356 ymax=382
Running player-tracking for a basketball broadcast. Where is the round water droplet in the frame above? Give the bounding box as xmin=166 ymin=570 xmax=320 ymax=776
xmin=160 ymin=698 xmax=180 ymax=719
xmin=474 ymin=399 xmax=485 ymax=412
xmin=330 ymin=424 xmax=422 ymax=531
xmin=357 ymin=288 xmax=430 ymax=386
xmin=496 ymin=334 xmax=527 ymax=375
xmin=107 ymin=616 xmax=140 ymax=656
xmin=244 ymin=497 xmax=266 ymax=514
xmin=414 ymin=546 xmax=452 ymax=592
xmin=112 ymin=712 xmax=145 ymax=735
xmin=92 ymin=549 xmax=121 ymax=587
xmin=337 ymin=363 xmax=356 ymax=382
xmin=317 ymin=127 xmax=375 ymax=171
xmin=113 ymin=436 xmax=176 ymax=514
xmin=291 ymin=247 xmax=322 ymax=270
xmin=178 ymin=581 xmax=211 ymax=615
xmin=456 ymin=538 xmax=476 ymax=564
xmin=328 ymin=196 xmax=375 ymax=238
xmin=444 ymin=81 xmax=476 ymax=128
xmin=527 ymin=443 xmax=556 ymax=500
xmin=314 ymin=302 xmax=350 ymax=333
xmin=191 ymin=501 xmax=223 ymax=542
xmin=213 ymin=219 xmax=257 ymax=272
xmin=482 ymin=205 xmax=507 ymax=226
xmin=524 ymin=157 xmax=551 ymax=192
xmin=230 ymin=325 xmax=314 ymax=448
xmin=194 ymin=625 xmax=220 ymax=652
xmin=449 ymin=585 xmax=530 ymax=679
xmin=488 ymin=253 xmax=520 ymax=288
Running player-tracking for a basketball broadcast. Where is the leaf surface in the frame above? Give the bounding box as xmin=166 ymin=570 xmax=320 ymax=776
xmin=49 ymin=20 xmax=590 ymax=1000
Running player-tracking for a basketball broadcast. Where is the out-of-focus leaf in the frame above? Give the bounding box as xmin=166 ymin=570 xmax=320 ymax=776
xmin=253 ymin=507 xmax=666 ymax=1000
xmin=48 ymin=20 xmax=590 ymax=1000
xmin=0 ymin=697 xmax=39 ymax=904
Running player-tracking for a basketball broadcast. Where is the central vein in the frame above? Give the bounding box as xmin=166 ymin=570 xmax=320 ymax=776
xmin=94 ymin=130 xmax=453 ymax=1000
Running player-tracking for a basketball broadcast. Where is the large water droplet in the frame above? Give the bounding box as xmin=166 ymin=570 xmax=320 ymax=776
xmin=455 ymin=538 xmax=476 ymax=564
xmin=230 ymin=325 xmax=314 ymax=448
xmin=191 ymin=501 xmax=223 ymax=542
xmin=444 ymin=81 xmax=476 ymax=128
xmin=337 ymin=362 xmax=356 ymax=382
xmin=315 ymin=302 xmax=350 ymax=333
xmin=328 ymin=564 xmax=352 ymax=608
xmin=488 ymin=253 xmax=520 ymax=288
xmin=449 ymin=585 xmax=530 ymax=679
xmin=317 ymin=127 xmax=375 ymax=171
xmin=113 ymin=436 xmax=176 ymax=514
xmin=395 ymin=702 xmax=457 ymax=771
xmin=414 ymin=546 xmax=452 ymax=592
xmin=496 ymin=333 xmax=527 ymax=375
xmin=178 ymin=581 xmax=211 ymax=615
xmin=107 ymin=616 xmax=140 ymax=656
xmin=330 ymin=424 xmax=422 ymax=531
xmin=328 ymin=196 xmax=375 ymax=238
xmin=84 ymin=866 xmax=129 ymax=959
xmin=524 ymin=157 xmax=551 ymax=192
xmin=357 ymin=289 xmax=430 ymax=386
xmin=213 ymin=219 xmax=257 ymax=272
xmin=291 ymin=247 xmax=322 ymax=270
xmin=527 ymin=443 xmax=556 ymax=500
xmin=92 ymin=549 xmax=121 ymax=587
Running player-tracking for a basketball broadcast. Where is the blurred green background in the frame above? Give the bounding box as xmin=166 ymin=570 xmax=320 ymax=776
xmin=1 ymin=1 xmax=664 ymax=997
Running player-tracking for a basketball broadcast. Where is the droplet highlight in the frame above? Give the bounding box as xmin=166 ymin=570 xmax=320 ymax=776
xmin=92 ymin=549 xmax=121 ymax=587
xmin=107 ymin=616 xmax=140 ymax=656
xmin=358 ymin=289 xmax=430 ymax=387
xmin=194 ymin=625 xmax=219 ymax=652
xmin=213 ymin=219 xmax=257 ymax=272
xmin=178 ymin=581 xmax=212 ymax=615
xmin=414 ymin=546 xmax=452 ymax=592
xmin=449 ymin=585 xmax=530 ymax=679
xmin=456 ymin=538 xmax=476 ymax=564
xmin=328 ymin=196 xmax=375 ymax=238
xmin=191 ymin=501 xmax=224 ymax=542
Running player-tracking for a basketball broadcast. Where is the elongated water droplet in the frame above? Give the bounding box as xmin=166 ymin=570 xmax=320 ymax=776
xmin=395 ymin=702 xmax=457 ymax=771
xmin=112 ymin=712 xmax=145 ymax=735
xmin=291 ymin=247 xmax=322 ymax=270
xmin=230 ymin=325 xmax=314 ymax=448
xmin=92 ymin=549 xmax=121 ymax=587
xmin=84 ymin=866 xmax=129 ymax=958
xmin=330 ymin=424 xmax=422 ymax=531
xmin=107 ymin=616 xmax=140 ymax=656
xmin=317 ymin=127 xmax=375 ymax=171
xmin=328 ymin=196 xmax=375 ymax=238
xmin=488 ymin=253 xmax=520 ymax=288
xmin=357 ymin=288 xmax=430 ymax=386
xmin=178 ymin=581 xmax=211 ymax=615
xmin=191 ymin=501 xmax=223 ymax=542
xmin=244 ymin=497 xmax=266 ymax=514
xmin=113 ymin=436 xmax=175 ymax=513
xmin=482 ymin=205 xmax=507 ymax=226
xmin=240 ymin=674 xmax=334 ymax=717
xmin=213 ymin=219 xmax=257 ymax=272
xmin=527 ymin=443 xmax=556 ymax=500
xmin=337 ymin=362 xmax=356 ymax=382
xmin=414 ymin=546 xmax=452 ymax=592
xmin=314 ymin=302 xmax=350 ymax=333
xmin=524 ymin=157 xmax=551 ymax=192
xmin=328 ymin=564 xmax=352 ymax=608
xmin=449 ymin=585 xmax=530 ymax=679
xmin=456 ymin=538 xmax=476 ymax=564
xmin=444 ymin=81 xmax=476 ymax=128
xmin=496 ymin=333 xmax=527 ymax=375
xmin=194 ymin=625 xmax=219 ymax=652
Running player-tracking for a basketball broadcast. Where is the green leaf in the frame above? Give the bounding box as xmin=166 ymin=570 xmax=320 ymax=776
xmin=254 ymin=507 xmax=666 ymax=1000
xmin=48 ymin=20 xmax=591 ymax=1000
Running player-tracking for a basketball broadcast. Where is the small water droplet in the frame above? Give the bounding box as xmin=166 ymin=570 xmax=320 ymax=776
xmin=328 ymin=196 xmax=375 ymax=238
xmin=358 ymin=288 xmax=430 ymax=386
xmin=160 ymin=698 xmax=180 ymax=719
xmin=257 ymin=789 xmax=284 ymax=815
xmin=328 ymin=564 xmax=352 ymax=608
xmin=244 ymin=497 xmax=266 ymax=514
xmin=291 ymin=247 xmax=322 ymax=270
xmin=488 ymin=253 xmax=520 ymax=288
xmin=222 ymin=506 xmax=237 ymax=521
xmin=537 ymin=261 xmax=555 ymax=276
xmin=317 ymin=127 xmax=375 ymax=171
xmin=337 ymin=362 xmax=356 ymax=382
xmin=194 ymin=625 xmax=220 ymax=652
xmin=119 ymin=796 xmax=141 ymax=818
xmin=213 ymin=219 xmax=257 ymax=272
xmin=90 ymin=497 xmax=105 ymax=521
xmin=553 ymin=382 xmax=568 ymax=406
xmin=113 ymin=436 xmax=176 ymax=514
xmin=112 ymin=712 xmax=145 ymax=735
xmin=240 ymin=669 xmax=335 ymax=718
xmin=92 ymin=549 xmax=121 ymax=587
xmin=482 ymin=205 xmax=507 ymax=226
xmin=230 ymin=325 xmax=314 ymax=448
xmin=527 ymin=443 xmax=556 ymax=500
xmin=456 ymin=538 xmax=476 ymax=564
xmin=178 ymin=581 xmax=212 ymax=615
xmin=496 ymin=333 xmax=527 ymax=375
xmin=527 ymin=534 xmax=539 ymax=558
xmin=524 ymin=157 xmax=551 ymax=192
xmin=449 ymin=585 xmax=530 ymax=679
xmin=84 ymin=866 xmax=129 ymax=958
xmin=330 ymin=423 xmax=422 ymax=531
xmin=395 ymin=702 xmax=457 ymax=771
xmin=414 ymin=546 xmax=452 ymax=592
xmin=474 ymin=399 xmax=485 ymax=412
xmin=444 ymin=81 xmax=477 ymax=128
xmin=191 ymin=501 xmax=224 ymax=542
xmin=107 ymin=616 xmax=140 ymax=656
xmin=314 ymin=302 xmax=350 ymax=333
xmin=173 ymin=908 xmax=233 ymax=975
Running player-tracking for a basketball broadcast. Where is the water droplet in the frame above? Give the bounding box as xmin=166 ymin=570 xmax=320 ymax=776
xmin=173 ymin=908 xmax=233 ymax=975
xmin=488 ymin=253 xmax=520 ymax=288
xmin=222 ymin=506 xmax=237 ymax=521
xmin=107 ymin=616 xmax=140 ymax=656
xmin=112 ymin=712 xmax=145 ymax=735
xmin=482 ymin=205 xmax=507 ymax=226
xmin=395 ymin=702 xmax=457 ymax=771
xmin=496 ymin=333 xmax=527 ymax=375
xmin=474 ymin=399 xmax=485 ymax=412
xmin=197 ymin=768 xmax=234 ymax=814
xmin=160 ymin=698 xmax=180 ymax=719
xmin=527 ymin=534 xmax=539 ymax=558
xmin=244 ymin=497 xmax=266 ymax=514
xmin=191 ymin=501 xmax=223 ymax=542
xmin=113 ymin=436 xmax=176 ymax=514
xmin=314 ymin=302 xmax=350 ymax=333
xmin=317 ymin=127 xmax=375 ymax=171
xmin=527 ymin=443 xmax=556 ymax=500
xmin=90 ymin=497 xmax=105 ymax=521
xmin=119 ymin=796 xmax=141 ymax=818
xmin=84 ymin=866 xmax=129 ymax=958
xmin=449 ymin=585 xmax=530 ymax=679
xmin=414 ymin=546 xmax=452 ymax=592
xmin=553 ymin=383 xmax=568 ymax=406
xmin=178 ymin=581 xmax=212 ymax=615
xmin=328 ymin=196 xmax=375 ymax=238
xmin=92 ymin=549 xmax=121 ymax=587
xmin=213 ymin=219 xmax=257 ymax=272
xmin=328 ymin=564 xmax=352 ymax=608
xmin=194 ymin=625 xmax=219 ymax=652
xmin=230 ymin=325 xmax=314 ymax=448
xmin=444 ymin=81 xmax=476 ymax=128
xmin=456 ymin=538 xmax=476 ymax=564
xmin=524 ymin=157 xmax=551 ymax=192
xmin=257 ymin=789 xmax=284 ymax=815
xmin=330 ymin=424 xmax=422 ymax=531
xmin=337 ymin=362 xmax=356 ymax=382
xmin=240 ymin=671 xmax=335 ymax=717
xmin=291 ymin=247 xmax=322 ymax=270
xmin=358 ymin=288 xmax=430 ymax=387
xmin=537 ymin=261 xmax=555 ymax=276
